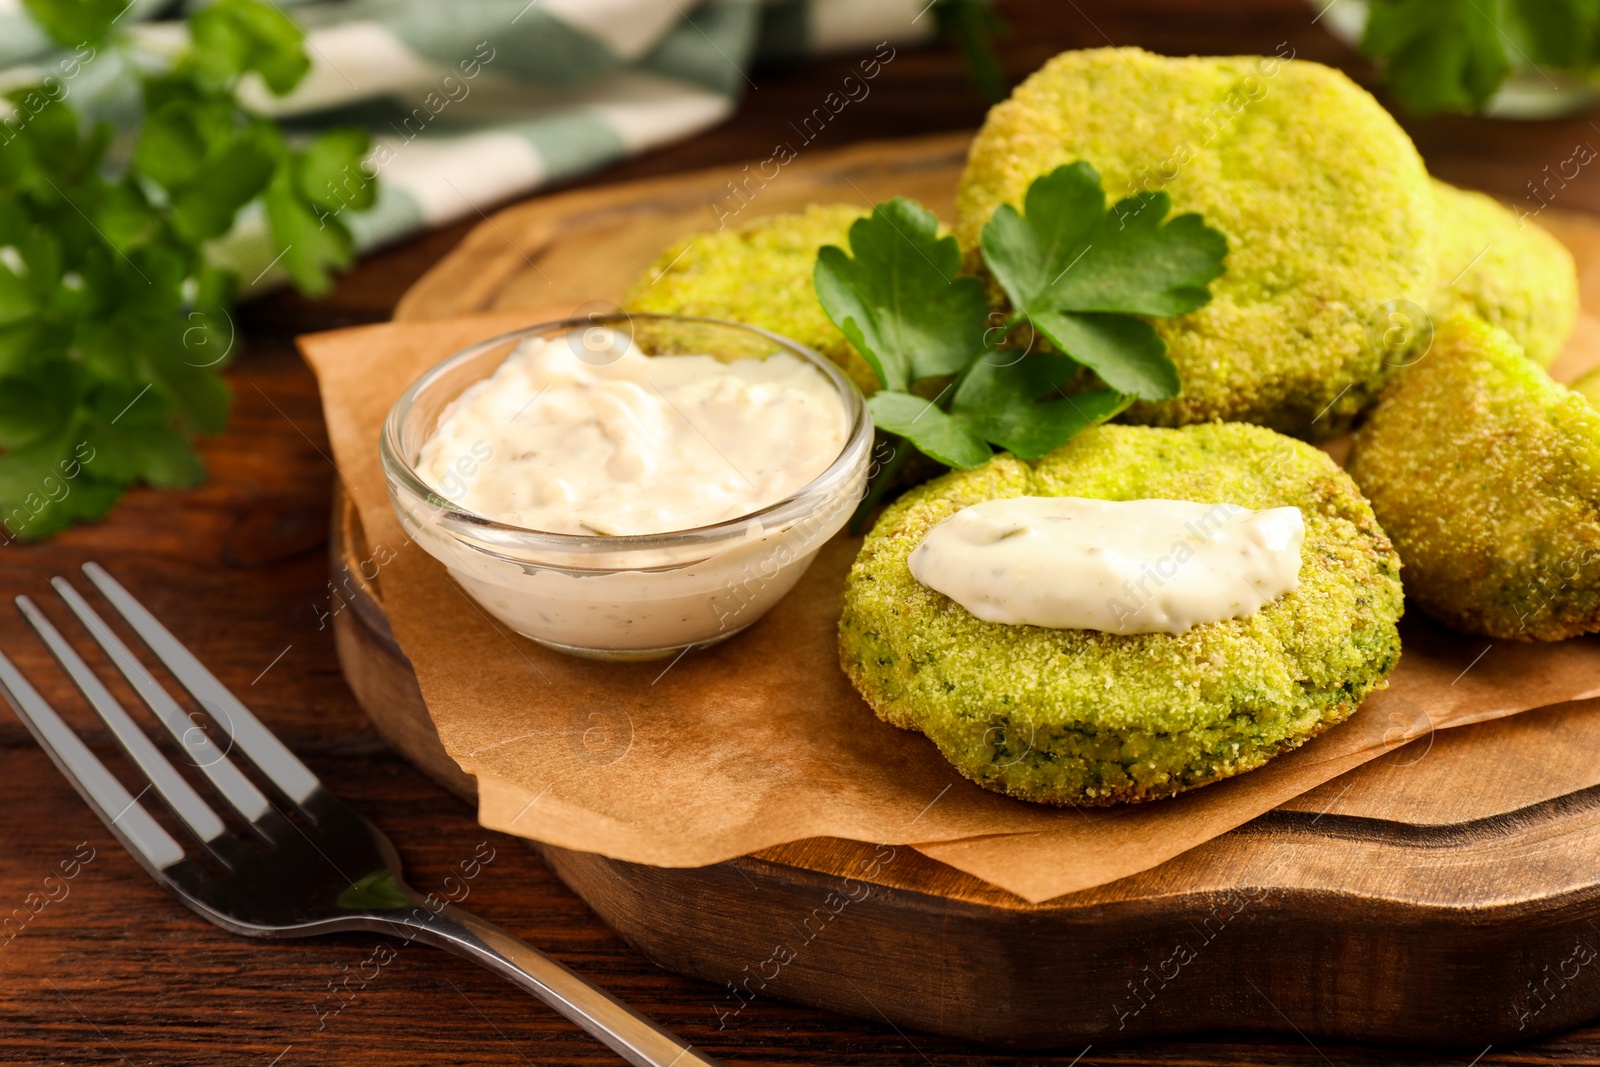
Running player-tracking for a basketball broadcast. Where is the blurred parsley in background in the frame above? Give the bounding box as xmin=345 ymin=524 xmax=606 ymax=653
xmin=0 ymin=0 xmax=375 ymax=541
xmin=934 ymin=0 xmax=1009 ymax=103
xmin=1362 ymin=0 xmax=1600 ymax=114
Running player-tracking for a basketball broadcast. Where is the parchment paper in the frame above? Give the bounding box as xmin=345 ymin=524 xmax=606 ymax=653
xmin=299 ymin=310 xmax=1600 ymax=904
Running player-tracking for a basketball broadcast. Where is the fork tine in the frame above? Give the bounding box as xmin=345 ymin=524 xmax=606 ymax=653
xmin=52 ymin=577 xmax=274 ymax=826
xmin=17 ymin=595 xmax=228 ymax=847
xmin=82 ymin=563 xmax=320 ymax=806
xmin=0 ymin=649 xmax=186 ymax=871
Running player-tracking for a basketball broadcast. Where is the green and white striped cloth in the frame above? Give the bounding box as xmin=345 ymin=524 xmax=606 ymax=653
xmin=0 ymin=0 xmax=935 ymax=289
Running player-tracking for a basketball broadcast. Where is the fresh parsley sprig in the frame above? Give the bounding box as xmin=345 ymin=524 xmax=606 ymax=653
xmin=0 ymin=0 xmax=375 ymax=540
xmin=814 ymin=162 xmax=1226 ymax=475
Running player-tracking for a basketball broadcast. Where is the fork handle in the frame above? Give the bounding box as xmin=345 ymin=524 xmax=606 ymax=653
xmin=390 ymin=902 xmax=723 ymax=1067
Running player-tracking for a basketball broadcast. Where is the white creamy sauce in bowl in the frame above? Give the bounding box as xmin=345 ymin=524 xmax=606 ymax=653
xmin=387 ymin=320 xmax=869 ymax=660
xmin=908 ymin=496 xmax=1304 ymax=635
xmin=416 ymin=330 xmax=848 ymax=536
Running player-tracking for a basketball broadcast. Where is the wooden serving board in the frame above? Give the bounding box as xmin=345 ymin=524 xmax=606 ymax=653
xmin=331 ymin=132 xmax=1600 ymax=1048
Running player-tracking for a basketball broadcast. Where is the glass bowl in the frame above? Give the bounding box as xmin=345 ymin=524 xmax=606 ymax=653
xmin=380 ymin=314 xmax=873 ymax=661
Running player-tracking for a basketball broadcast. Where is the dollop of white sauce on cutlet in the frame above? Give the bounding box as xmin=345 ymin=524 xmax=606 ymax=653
xmin=907 ymin=496 xmax=1305 ymax=634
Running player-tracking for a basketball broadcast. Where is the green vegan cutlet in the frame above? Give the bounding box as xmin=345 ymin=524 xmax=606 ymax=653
xmin=840 ymin=423 xmax=1404 ymax=806
xmin=1350 ymin=315 xmax=1600 ymax=641
xmin=1428 ymin=178 xmax=1578 ymax=368
xmin=957 ymin=48 xmax=1436 ymax=438
xmin=624 ymin=204 xmax=876 ymax=394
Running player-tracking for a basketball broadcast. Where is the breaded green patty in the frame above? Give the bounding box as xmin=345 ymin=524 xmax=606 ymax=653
xmin=1430 ymin=178 xmax=1578 ymax=368
xmin=956 ymin=48 xmax=1436 ymax=438
xmin=1349 ymin=315 xmax=1600 ymax=641
xmin=841 ymin=423 xmax=1404 ymax=806
xmin=624 ymin=204 xmax=876 ymax=393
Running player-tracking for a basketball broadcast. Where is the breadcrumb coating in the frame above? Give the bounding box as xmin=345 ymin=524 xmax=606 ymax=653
xmin=623 ymin=204 xmax=877 ymax=394
xmin=840 ymin=423 xmax=1404 ymax=806
xmin=955 ymin=48 xmax=1436 ymax=439
xmin=1573 ymin=367 xmax=1600 ymax=409
xmin=1349 ymin=314 xmax=1600 ymax=641
xmin=1430 ymin=178 xmax=1578 ymax=368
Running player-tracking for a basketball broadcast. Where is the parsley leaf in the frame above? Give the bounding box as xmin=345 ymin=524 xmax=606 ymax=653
xmin=170 ymin=136 xmax=277 ymax=243
xmin=0 ymin=361 xmax=77 ymax=450
xmin=256 ymin=124 xmax=373 ymax=296
xmin=1508 ymin=0 xmax=1600 ymax=69
xmin=866 ymin=354 xmax=1126 ymax=469
xmin=981 ymin=162 xmax=1225 ymax=401
xmin=189 ymin=0 xmax=311 ymax=95
xmin=1027 ymin=310 xmax=1176 ymax=400
xmin=264 ymin=168 xmax=356 ymax=296
xmin=0 ymin=257 xmax=39 ymax=328
xmin=866 ymin=391 xmax=992 ymax=469
xmin=813 ymin=198 xmax=990 ymax=392
xmin=133 ymin=94 xmax=218 ymax=189
xmin=1362 ymin=0 xmax=1511 ymax=115
xmin=20 ymin=0 xmax=125 ymax=46
xmin=296 ymin=128 xmax=378 ymax=213
xmin=813 ymin=163 xmax=1226 ymax=479
xmin=951 ymin=355 xmax=1125 ymax=459
xmin=1363 ymin=0 xmax=1600 ymax=115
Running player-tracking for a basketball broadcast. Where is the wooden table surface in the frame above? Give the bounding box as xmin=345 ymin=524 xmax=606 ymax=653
xmin=4 ymin=2 xmax=1600 ymax=1065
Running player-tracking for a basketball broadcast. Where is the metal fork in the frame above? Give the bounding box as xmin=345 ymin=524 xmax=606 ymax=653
xmin=0 ymin=563 xmax=721 ymax=1067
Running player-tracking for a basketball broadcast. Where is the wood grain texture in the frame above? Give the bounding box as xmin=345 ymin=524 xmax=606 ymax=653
xmin=8 ymin=2 xmax=1600 ymax=1064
